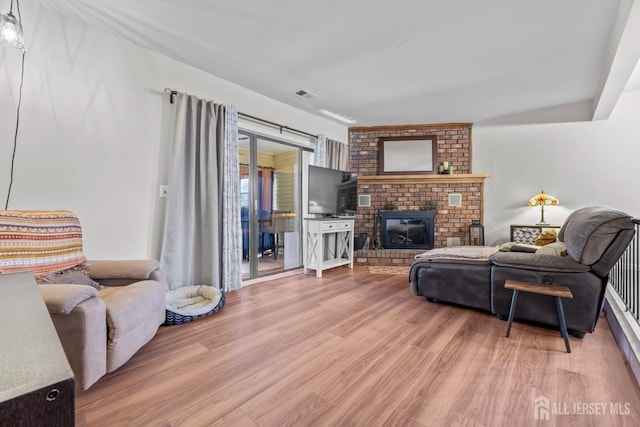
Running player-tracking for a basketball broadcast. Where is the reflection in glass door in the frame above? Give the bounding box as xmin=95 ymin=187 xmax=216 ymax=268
xmin=239 ymin=132 xmax=306 ymax=280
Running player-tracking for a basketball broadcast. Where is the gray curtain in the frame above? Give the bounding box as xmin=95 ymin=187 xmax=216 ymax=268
xmin=313 ymin=135 xmax=327 ymax=167
xmin=221 ymin=105 xmax=241 ymax=292
xmin=314 ymin=134 xmax=348 ymax=170
xmin=160 ymin=93 xmax=241 ymax=291
xmin=326 ymin=138 xmax=348 ymax=170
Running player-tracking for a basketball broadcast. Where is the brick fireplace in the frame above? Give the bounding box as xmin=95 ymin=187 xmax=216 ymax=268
xmin=349 ymin=123 xmax=489 ymax=267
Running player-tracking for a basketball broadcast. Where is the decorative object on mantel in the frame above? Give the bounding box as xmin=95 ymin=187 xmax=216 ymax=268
xmin=528 ymin=190 xmax=559 ymax=225
xmin=438 ymin=161 xmax=453 ymax=174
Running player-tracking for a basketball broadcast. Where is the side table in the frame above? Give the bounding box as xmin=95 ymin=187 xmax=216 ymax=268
xmin=304 ymin=218 xmax=354 ymax=277
xmin=510 ymin=224 xmax=561 ymax=245
xmin=504 ymin=279 xmax=574 ymax=353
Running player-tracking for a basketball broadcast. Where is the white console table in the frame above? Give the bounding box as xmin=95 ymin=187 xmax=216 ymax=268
xmin=304 ymin=218 xmax=355 ymax=277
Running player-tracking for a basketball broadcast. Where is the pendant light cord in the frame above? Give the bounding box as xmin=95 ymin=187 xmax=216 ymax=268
xmin=4 ymin=48 xmax=26 ymax=209
xmin=9 ymin=0 xmax=21 ymax=20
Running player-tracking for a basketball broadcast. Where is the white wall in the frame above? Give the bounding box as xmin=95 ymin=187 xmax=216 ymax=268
xmin=3 ymin=2 xmax=637 ymax=255
xmin=0 ymin=2 xmax=347 ymax=259
xmin=474 ymin=90 xmax=640 ymax=245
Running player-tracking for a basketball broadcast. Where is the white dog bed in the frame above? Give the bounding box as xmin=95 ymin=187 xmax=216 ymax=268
xmin=164 ymin=285 xmax=225 ymax=325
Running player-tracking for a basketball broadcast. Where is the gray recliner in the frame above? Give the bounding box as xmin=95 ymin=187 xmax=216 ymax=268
xmin=490 ymin=206 xmax=635 ymax=337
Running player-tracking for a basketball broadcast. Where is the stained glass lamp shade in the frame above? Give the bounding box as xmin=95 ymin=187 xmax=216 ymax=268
xmin=528 ymin=191 xmax=558 ymax=225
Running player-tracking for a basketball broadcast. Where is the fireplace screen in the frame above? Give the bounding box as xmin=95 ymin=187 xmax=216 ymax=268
xmin=381 ymin=210 xmax=435 ymax=249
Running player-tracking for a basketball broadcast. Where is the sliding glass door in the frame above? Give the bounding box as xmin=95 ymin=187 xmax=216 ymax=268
xmin=239 ymin=131 xmax=307 ymax=280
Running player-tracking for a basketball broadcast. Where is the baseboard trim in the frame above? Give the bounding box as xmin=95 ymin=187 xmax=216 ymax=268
xmin=604 ymin=285 xmax=640 ymax=386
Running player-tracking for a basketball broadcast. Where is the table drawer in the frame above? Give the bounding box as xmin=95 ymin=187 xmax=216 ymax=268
xmin=338 ymin=221 xmax=353 ymax=231
xmin=321 ymin=221 xmax=340 ymax=231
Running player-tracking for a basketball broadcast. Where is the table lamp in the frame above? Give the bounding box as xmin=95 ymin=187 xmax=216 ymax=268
xmin=528 ymin=191 xmax=558 ymax=225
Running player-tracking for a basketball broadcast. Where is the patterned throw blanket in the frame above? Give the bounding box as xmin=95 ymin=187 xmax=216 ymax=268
xmin=0 ymin=210 xmax=87 ymax=277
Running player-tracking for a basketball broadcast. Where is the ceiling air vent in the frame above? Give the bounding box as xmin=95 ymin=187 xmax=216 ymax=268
xmin=293 ymin=88 xmax=317 ymax=100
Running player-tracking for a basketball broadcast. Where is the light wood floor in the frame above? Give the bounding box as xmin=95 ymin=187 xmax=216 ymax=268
xmin=76 ymin=267 xmax=640 ymax=426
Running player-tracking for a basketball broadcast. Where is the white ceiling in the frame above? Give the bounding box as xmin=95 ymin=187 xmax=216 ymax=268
xmin=38 ymin=0 xmax=640 ymax=126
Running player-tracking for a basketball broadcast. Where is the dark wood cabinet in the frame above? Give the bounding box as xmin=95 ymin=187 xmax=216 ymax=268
xmin=0 ymin=379 xmax=74 ymax=426
xmin=0 ymin=272 xmax=75 ymax=426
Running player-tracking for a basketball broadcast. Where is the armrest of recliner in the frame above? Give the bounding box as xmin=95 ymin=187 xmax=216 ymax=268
xmin=88 ymin=260 xmax=160 ymax=280
xmin=88 ymin=260 xmax=166 ymax=287
xmin=38 ymin=284 xmax=107 ymax=391
xmin=38 ymin=284 xmax=99 ymax=315
xmin=489 ymin=252 xmax=591 ymax=273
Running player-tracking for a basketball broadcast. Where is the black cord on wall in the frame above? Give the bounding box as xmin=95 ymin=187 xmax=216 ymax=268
xmin=4 ymin=48 xmax=26 ymax=210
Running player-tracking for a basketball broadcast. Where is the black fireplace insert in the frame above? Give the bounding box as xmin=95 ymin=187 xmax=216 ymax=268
xmin=380 ymin=210 xmax=435 ymax=249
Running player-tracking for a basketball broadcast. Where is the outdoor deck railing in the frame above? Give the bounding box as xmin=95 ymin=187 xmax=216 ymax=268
xmin=609 ymin=219 xmax=640 ymax=326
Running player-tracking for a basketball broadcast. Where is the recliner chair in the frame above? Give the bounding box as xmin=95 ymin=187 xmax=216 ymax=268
xmin=0 ymin=210 xmax=166 ymax=390
xmin=490 ymin=206 xmax=635 ymax=337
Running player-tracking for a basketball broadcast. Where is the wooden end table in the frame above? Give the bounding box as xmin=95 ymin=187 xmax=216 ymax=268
xmin=504 ymin=279 xmax=574 ymax=353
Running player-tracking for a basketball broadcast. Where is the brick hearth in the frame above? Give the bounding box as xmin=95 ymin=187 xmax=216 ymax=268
xmin=355 ymin=248 xmax=424 ymax=268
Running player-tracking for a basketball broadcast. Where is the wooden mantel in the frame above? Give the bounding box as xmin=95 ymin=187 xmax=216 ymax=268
xmin=358 ymin=173 xmax=490 ymax=185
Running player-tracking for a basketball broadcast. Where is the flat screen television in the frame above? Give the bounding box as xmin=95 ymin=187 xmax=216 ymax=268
xmin=308 ymin=165 xmax=357 ymax=216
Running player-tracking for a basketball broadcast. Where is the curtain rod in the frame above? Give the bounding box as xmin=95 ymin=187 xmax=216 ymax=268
xmin=163 ymin=88 xmax=317 ymax=139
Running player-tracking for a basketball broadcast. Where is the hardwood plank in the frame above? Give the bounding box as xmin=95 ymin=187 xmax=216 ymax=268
xmin=75 ymin=266 xmax=640 ymax=426
xmin=250 ymin=391 xmax=336 ymax=427
xmin=209 ymin=408 xmax=259 ymax=427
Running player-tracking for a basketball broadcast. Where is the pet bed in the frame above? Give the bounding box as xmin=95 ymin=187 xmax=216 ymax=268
xmin=164 ymin=285 xmax=225 ymax=325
